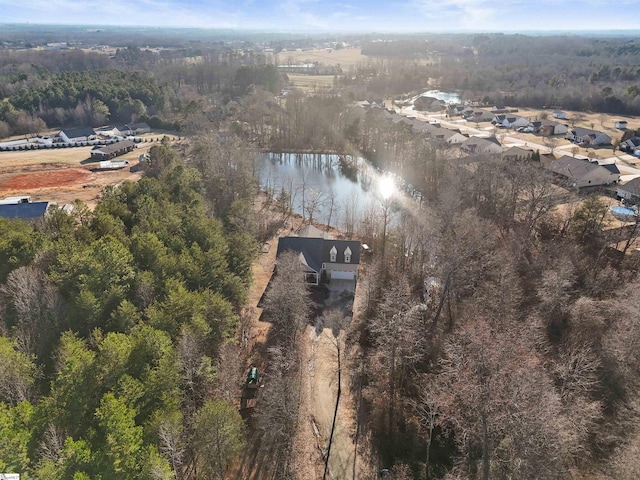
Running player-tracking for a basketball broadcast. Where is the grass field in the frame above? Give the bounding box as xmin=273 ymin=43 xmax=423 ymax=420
xmin=270 ymin=47 xmax=369 ymax=69
xmin=286 ymin=74 xmax=336 ymax=91
xmin=273 ymin=47 xmax=369 ymax=91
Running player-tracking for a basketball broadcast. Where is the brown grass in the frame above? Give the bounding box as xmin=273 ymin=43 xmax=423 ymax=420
xmin=286 ymin=74 xmax=336 ymax=91
xmin=0 ymin=147 xmax=96 ymax=168
xmin=271 ymin=47 xmax=368 ymax=68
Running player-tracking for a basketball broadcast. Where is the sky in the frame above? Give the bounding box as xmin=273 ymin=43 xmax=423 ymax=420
xmin=0 ymin=0 xmax=638 ymax=33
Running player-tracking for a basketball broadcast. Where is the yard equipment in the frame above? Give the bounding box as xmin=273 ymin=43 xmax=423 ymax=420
xmin=246 ymin=366 xmax=259 ymax=389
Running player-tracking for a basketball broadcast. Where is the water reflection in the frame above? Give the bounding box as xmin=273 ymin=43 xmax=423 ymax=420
xmin=255 ymin=152 xmax=381 ymax=223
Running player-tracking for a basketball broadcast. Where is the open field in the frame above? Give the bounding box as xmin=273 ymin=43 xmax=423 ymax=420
xmin=271 ymin=47 xmax=368 ymax=69
xmin=286 ymin=74 xmax=336 ymax=91
xmin=0 ymin=146 xmax=96 ymax=168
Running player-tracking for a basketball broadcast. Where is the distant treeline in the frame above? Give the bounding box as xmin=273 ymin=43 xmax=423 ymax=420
xmin=0 ymin=46 xmax=284 ymax=138
xmin=361 ymin=34 xmax=640 ymax=115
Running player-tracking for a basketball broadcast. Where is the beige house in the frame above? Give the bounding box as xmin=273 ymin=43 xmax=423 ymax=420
xmin=547 ymin=156 xmax=620 ymax=188
xmin=460 ymin=136 xmax=503 ymax=155
xmin=539 ymin=120 xmax=569 ymax=136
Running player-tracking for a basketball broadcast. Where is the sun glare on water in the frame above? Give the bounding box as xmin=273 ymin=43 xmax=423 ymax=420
xmin=378 ymin=175 xmax=397 ymax=200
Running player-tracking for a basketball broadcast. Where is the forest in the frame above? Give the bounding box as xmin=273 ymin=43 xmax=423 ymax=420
xmin=4 ymin=26 xmax=640 ymax=479
xmin=227 ymin=81 xmax=640 ymax=478
xmin=0 ymin=46 xmax=280 ymax=137
xmin=0 ymin=138 xmax=260 ymax=479
xmin=355 ymin=34 xmax=640 ymax=115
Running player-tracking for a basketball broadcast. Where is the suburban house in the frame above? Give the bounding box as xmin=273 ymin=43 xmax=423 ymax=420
xmin=119 ymin=123 xmax=151 ymax=136
xmin=413 ymin=123 xmax=467 ymax=144
xmin=615 ymin=120 xmax=628 ymax=130
xmin=621 ymin=137 xmax=640 ymax=153
xmin=491 ymin=105 xmax=509 ymax=114
xmin=408 ymin=120 xmax=435 ymax=135
xmin=276 ymin=229 xmax=361 ymax=287
xmin=59 ymin=127 xmax=96 ymax=143
xmin=0 ymin=201 xmax=49 ymax=220
xmin=493 ymin=114 xmax=506 ymax=124
xmin=539 ymin=120 xmax=569 ymax=136
xmin=566 ymin=127 xmax=611 ymax=146
xmin=501 ymin=116 xmax=530 ymax=129
xmin=529 ymin=121 xmax=543 ymax=133
xmin=465 ymin=110 xmax=494 ymax=123
xmin=414 ymin=96 xmax=444 ymax=111
xmin=502 ymin=146 xmax=533 ymax=161
xmin=96 ymin=126 xmax=122 ymax=136
xmin=447 ymin=104 xmax=468 ymax=116
xmin=546 ymin=155 xmax=620 ymax=188
xmin=431 ymin=128 xmax=467 ymax=144
xmin=552 ymin=110 xmax=567 ymax=120
xmin=540 ymin=153 xmax=557 ymax=167
xmin=90 ymin=140 xmax=136 ymax=160
xmin=460 ymin=107 xmax=476 ymax=118
xmin=460 ymin=136 xmax=503 ymax=155
xmin=617 ymin=177 xmax=640 ymax=203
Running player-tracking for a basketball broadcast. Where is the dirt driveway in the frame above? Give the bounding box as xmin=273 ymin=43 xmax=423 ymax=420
xmin=305 ymin=323 xmax=358 ymax=479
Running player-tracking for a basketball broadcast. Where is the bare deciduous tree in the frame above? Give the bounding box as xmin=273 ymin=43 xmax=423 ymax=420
xmin=0 ymin=265 xmax=63 ymax=359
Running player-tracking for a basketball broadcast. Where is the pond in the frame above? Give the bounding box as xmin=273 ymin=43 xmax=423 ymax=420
xmin=255 ymin=152 xmax=392 ymax=225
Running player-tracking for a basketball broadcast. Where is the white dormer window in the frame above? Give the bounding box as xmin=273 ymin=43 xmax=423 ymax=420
xmin=330 ymin=246 xmax=337 ymax=262
xmin=344 ymin=246 xmax=352 ymax=263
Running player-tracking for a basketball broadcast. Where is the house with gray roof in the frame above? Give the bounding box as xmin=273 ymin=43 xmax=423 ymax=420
xmin=566 ymin=127 xmax=611 ymax=146
xmin=0 ymin=201 xmax=49 ymax=220
xmin=501 ymin=116 xmax=529 ymax=129
xmin=621 ymin=137 xmax=640 ymax=153
xmin=276 ymin=233 xmax=361 ymax=286
xmin=502 ymin=146 xmax=533 ymax=161
xmin=119 ymin=123 xmax=151 ymax=136
xmin=539 ymin=120 xmax=568 ymax=136
xmin=59 ymin=127 xmax=96 ymax=143
xmin=460 ymin=136 xmax=502 ymax=155
xmin=90 ymin=140 xmax=136 ymax=160
xmin=432 ymin=128 xmax=467 ymax=145
xmin=465 ymin=110 xmax=494 ymax=123
xmin=546 ymin=156 xmax=620 ymax=188
xmin=617 ymin=177 xmax=640 ymax=203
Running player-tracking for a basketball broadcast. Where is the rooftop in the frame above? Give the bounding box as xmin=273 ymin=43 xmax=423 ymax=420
xmin=0 ymin=201 xmax=49 ymax=219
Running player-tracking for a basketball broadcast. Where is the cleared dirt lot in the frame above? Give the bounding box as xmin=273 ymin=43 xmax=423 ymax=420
xmin=0 ymin=135 xmax=178 ymax=207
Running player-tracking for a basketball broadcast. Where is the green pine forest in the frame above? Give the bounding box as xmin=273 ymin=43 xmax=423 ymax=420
xmin=0 ymin=139 xmax=258 ymax=479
